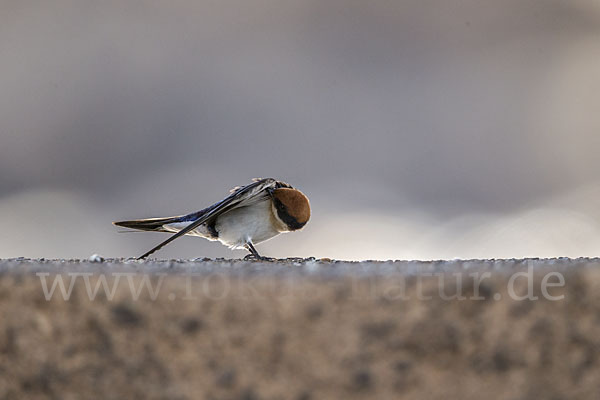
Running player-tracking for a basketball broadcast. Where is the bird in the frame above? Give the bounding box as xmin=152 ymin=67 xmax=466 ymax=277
xmin=113 ymin=178 xmax=310 ymax=259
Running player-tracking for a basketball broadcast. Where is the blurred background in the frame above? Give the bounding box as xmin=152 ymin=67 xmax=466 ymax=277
xmin=1 ymin=0 xmax=599 ymax=260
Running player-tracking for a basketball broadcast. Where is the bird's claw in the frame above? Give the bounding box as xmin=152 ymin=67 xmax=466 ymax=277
xmin=243 ymin=254 xmax=275 ymax=262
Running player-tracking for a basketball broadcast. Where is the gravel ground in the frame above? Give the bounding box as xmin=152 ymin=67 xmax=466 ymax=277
xmin=1 ymin=257 xmax=599 ymax=399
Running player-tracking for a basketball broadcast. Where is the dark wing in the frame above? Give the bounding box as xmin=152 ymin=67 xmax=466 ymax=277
xmin=137 ymin=178 xmax=284 ymax=259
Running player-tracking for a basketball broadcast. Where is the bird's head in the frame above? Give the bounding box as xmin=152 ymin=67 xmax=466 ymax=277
xmin=271 ymin=188 xmax=311 ymax=232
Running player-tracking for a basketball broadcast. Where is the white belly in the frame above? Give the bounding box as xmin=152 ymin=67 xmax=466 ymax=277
xmin=215 ymin=201 xmax=281 ymax=249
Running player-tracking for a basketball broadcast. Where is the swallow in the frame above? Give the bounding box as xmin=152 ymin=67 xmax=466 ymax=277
xmin=113 ymin=178 xmax=311 ymax=259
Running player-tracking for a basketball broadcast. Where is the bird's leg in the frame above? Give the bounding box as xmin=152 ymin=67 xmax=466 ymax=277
xmin=244 ymin=241 xmax=261 ymax=259
xmin=243 ymin=241 xmax=272 ymax=261
xmin=246 ymin=241 xmax=260 ymax=258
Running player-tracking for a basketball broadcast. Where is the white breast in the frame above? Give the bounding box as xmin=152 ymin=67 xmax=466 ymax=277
xmin=215 ymin=200 xmax=281 ymax=249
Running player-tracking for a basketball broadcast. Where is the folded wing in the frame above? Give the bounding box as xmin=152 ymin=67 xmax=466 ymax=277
xmin=137 ymin=178 xmax=282 ymax=259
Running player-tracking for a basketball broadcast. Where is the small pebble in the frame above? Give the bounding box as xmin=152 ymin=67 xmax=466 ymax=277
xmin=88 ymin=254 xmax=104 ymax=263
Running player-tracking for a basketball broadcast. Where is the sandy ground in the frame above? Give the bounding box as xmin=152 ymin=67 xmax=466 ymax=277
xmin=1 ymin=257 xmax=599 ymax=399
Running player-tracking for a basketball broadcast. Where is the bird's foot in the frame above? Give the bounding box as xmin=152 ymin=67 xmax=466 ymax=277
xmin=243 ymin=254 xmax=275 ymax=262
